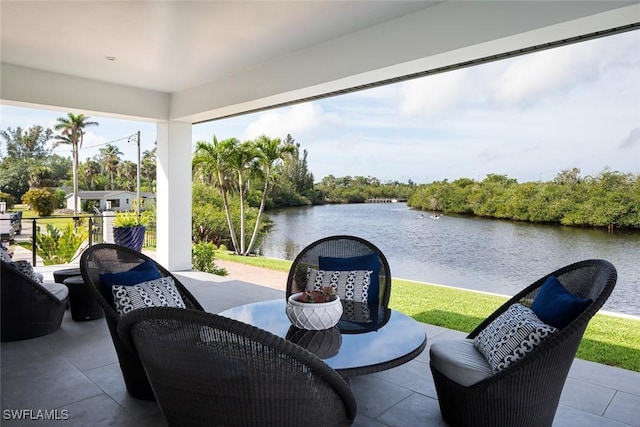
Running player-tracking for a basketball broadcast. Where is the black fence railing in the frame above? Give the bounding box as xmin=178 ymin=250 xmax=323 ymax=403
xmin=1 ymin=214 xmax=159 ymax=266
xmin=1 ymin=214 xmax=103 ymax=266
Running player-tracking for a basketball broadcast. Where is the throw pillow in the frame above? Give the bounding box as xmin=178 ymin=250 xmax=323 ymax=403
xmin=473 ymin=303 xmax=557 ymax=373
xmin=0 ymin=246 xmax=14 ymax=264
xmin=306 ymin=268 xmax=372 ymax=304
xmin=531 ymin=275 xmax=592 ymax=329
xmin=99 ymin=259 xmax=162 ymax=296
xmin=112 ymin=277 xmax=186 ymax=315
xmin=14 ymin=260 xmax=43 ymax=284
xmin=319 ymin=253 xmax=380 ymax=305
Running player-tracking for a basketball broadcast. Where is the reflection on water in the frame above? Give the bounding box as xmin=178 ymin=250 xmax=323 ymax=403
xmin=258 ymin=203 xmax=640 ymax=316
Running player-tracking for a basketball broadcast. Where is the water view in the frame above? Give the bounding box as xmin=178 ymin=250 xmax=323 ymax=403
xmin=258 ymin=203 xmax=640 ymax=316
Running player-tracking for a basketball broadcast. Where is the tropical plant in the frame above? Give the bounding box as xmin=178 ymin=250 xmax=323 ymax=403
xmin=113 ymin=210 xmax=150 ymax=228
xmin=53 ymin=113 xmax=99 ymax=213
xmin=193 ymin=136 xmax=241 ymax=253
xmin=34 ymin=222 xmax=88 ymax=265
xmin=245 ymin=134 xmax=295 ymax=254
xmin=82 ymin=159 xmax=102 ymax=190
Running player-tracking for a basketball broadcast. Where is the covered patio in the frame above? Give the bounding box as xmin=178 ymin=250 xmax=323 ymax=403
xmin=1 ymin=262 xmax=639 ymax=426
xmin=1 ymin=1 xmax=639 ymax=270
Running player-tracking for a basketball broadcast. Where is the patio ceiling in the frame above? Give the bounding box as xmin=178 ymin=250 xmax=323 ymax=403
xmin=1 ymin=0 xmax=638 ymax=270
xmin=2 ymin=1 xmax=638 ymax=124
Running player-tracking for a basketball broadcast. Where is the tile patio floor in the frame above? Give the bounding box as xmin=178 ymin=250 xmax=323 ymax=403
xmin=1 ymin=263 xmax=639 ymax=426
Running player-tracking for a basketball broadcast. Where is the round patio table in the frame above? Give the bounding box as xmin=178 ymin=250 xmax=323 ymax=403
xmin=219 ymin=299 xmax=426 ymax=377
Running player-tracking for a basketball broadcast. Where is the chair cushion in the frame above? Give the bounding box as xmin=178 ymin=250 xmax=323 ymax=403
xmin=319 ymin=253 xmax=380 ymax=305
xmin=473 ymin=303 xmax=557 ymax=373
xmin=41 ymin=281 xmax=70 ymax=302
xmin=531 ymin=275 xmax=592 ymax=329
xmin=99 ymin=259 xmax=162 ymax=295
xmin=306 ymin=268 xmax=372 ymax=304
xmin=430 ymin=339 xmax=494 ymax=387
xmin=112 ymin=277 xmax=186 ymax=315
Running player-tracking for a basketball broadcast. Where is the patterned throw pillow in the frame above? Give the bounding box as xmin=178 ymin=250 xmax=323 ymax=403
xmin=306 ymin=268 xmax=372 ymax=304
xmin=112 ymin=277 xmax=186 ymax=315
xmin=14 ymin=260 xmax=43 ymax=284
xmin=473 ymin=303 xmax=557 ymax=373
xmin=0 ymin=246 xmax=14 ymax=264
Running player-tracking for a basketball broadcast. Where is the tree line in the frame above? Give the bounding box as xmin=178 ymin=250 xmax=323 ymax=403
xmin=407 ymin=169 xmax=640 ymax=230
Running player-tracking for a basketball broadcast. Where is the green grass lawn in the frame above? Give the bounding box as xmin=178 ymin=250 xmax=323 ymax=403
xmin=215 ymin=250 xmax=640 ymax=372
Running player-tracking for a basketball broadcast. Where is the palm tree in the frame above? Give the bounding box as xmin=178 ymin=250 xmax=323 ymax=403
xmin=53 ymin=113 xmax=99 ymax=213
xmin=99 ymin=144 xmax=123 ymax=189
xmin=83 ymin=159 xmax=101 ymax=190
xmin=244 ymin=134 xmax=295 ymax=255
xmin=141 ymin=147 xmax=157 ymax=192
xmin=118 ymin=160 xmax=138 ymax=191
xmin=193 ymin=136 xmax=240 ymax=253
xmin=225 ymin=139 xmax=259 ymax=254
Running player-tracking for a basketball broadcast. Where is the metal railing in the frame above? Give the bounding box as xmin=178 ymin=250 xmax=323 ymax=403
xmin=1 ymin=214 xmax=102 ymax=266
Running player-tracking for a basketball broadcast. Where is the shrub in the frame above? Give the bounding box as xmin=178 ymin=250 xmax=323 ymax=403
xmin=192 ymin=241 xmax=227 ymax=276
xmin=22 ymin=188 xmax=57 ymax=216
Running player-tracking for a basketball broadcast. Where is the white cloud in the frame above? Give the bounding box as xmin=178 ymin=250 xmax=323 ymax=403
xmin=244 ymin=103 xmax=341 ymax=140
xmin=396 ymin=69 xmax=471 ymax=120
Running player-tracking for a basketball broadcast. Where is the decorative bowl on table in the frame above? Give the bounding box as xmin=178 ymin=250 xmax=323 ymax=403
xmin=286 ymin=291 xmax=343 ymax=330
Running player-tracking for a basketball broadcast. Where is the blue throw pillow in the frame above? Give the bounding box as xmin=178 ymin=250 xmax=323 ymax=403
xmin=530 ymin=275 xmax=592 ymax=329
xmin=319 ymin=253 xmax=380 ymax=306
xmin=99 ymin=260 xmax=162 ymax=298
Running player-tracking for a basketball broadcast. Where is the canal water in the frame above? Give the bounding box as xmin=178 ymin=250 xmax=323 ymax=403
xmin=257 ymin=203 xmax=640 ymax=316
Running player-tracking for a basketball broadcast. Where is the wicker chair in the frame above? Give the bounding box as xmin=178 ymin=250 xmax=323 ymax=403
xmin=286 ymin=235 xmax=392 ymax=333
xmin=80 ymin=243 xmax=204 ymax=400
xmin=429 ymin=259 xmax=617 ymax=427
xmin=117 ymin=307 xmax=357 ymax=427
xmin=1 ymin=260 xmax=69 ymax=341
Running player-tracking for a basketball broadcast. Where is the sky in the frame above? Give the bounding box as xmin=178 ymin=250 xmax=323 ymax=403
xmin=1 ymin=29 xmax=639 ymax=184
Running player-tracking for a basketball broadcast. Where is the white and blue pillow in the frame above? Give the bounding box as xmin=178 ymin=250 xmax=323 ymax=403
xmin=112 ymin=277 xmax=186 ymax=315
xmin=473 ymin=303 xmax=557 ymax=373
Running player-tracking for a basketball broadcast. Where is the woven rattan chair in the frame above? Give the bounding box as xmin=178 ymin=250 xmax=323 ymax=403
xmin=430 ymin=259 xmax=617 ymax=427
xmin=80 ymin=243 xmax=204 ymax=400
xmin=1 ymin=260 xmax=69 ymax=341
xmin=286 ymin=235 xmax=392 ymax=333
xmin=117 ymin=307 xmax=357 ymax=427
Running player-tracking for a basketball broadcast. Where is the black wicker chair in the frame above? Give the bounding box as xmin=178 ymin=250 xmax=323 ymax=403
xmin=80 ymin=243 xmax=204 ymax=400
xmin=1 ymin=260 xmax=69 ymax=341
xmin=429 ymin=259 xmax=617 ymax=427
xmin=286 ymin=235 xmax=392 ymax=334
xmin=117 ymin=307 xmax=357 ymax=427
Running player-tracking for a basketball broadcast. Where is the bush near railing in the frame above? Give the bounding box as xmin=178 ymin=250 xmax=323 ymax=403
xmin=9 ymin=214 xmax=102 ymax=266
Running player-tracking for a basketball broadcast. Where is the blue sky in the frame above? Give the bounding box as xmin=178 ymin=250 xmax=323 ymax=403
xmin=2 ymin=30 xmax=639 ymax=184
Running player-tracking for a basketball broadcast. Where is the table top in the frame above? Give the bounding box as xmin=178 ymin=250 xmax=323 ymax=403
xmin=219 ymin=299 xmax=427 ymax=377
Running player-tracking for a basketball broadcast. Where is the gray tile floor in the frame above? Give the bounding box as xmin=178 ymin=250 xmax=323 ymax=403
xmin=2 ymin=267 xmax=639 ymax=426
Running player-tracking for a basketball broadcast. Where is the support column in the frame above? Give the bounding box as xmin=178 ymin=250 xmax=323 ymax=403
xmin=156 ymin=121 xmax=192 ymax=270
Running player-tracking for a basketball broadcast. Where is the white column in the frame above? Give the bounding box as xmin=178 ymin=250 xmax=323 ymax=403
xmin=156 ymin=121 xmax=192 ymax=270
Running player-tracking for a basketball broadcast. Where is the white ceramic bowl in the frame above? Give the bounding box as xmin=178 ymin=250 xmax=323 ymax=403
xmin=286 ymin=292 xmax=343 ymax=330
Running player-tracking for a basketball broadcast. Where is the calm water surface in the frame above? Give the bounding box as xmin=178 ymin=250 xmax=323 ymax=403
xmin=257 ymin=203 xmax=640 ymax=316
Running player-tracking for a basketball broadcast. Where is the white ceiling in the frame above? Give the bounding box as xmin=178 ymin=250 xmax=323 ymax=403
xmin=1 ymin=1 xmax=638 ymax=122
xmin=0 ymin=1 xmax=438 ymax=93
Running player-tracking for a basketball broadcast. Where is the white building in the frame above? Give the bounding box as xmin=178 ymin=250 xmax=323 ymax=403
xmin=65 ymin=191 xmax=156 ymax=213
